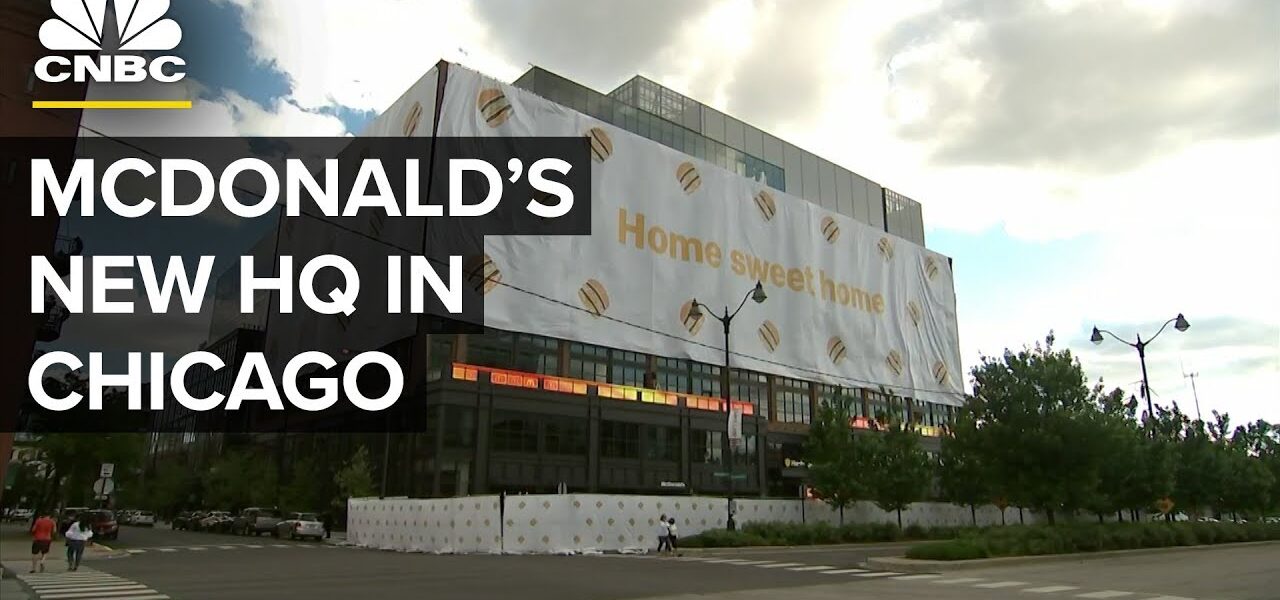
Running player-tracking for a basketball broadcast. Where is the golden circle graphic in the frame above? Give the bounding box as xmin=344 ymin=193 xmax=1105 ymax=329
xmin=477 ymin=87 xmax=513 ymax=127
xmin=464 ymin=253 xmax=501 ymax=295
xmin=680 ymin=299 xmax=705 ymax=336
xmin=877 ymin=237 xmax=895 ymax=261
xmin=588 ymin=126 xmax=613 ymax=162
xmin=754 ymin=189 xmax=777 ymax=221
xmin=579 ymin=279 xmax=610 ymax=317
xmin=402 ymin=101 xmax=423 ymax=137
xmin=676 ymin=161 xmax=701 ymax=194
xmin=820 ymin=216 xmax=841 ymax=243
xmin=827 ymin=336 xmax=847 ymax=364
xmin=907 ymin=300 xmax=922 ymax=327
xmin=886 ymin=350 xmax=904 ymax=377
xmin=933 ymin=361 xmax=949 ymax=385
xmin=758 ymin=320 xmax=781 ymax=353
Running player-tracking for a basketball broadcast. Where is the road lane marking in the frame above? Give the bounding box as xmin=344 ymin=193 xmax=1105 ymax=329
xmin=756 ymin=562 xmax=805 ymax=568
xmin=184 ymin=546 xmax=208 ymax=551
xmin=125 ymin=549 xmax=146 ymax=554
xmin=934 ymin=577 xmax=985 ymax=585
xmin=821 ymin=569 xmax=868 ymax=574
xmin=271 ymin=544 xmax=290 ymax=548
xmin=787 ymin=565 xmax=836 ymax=571
xmin=894 ymin=574 xmax=942 ymax=581
xmin=976 ymin=581 xmax=1029 ymax=588
xmin=1024 ymin=586 xmax=1080 ymax=593
xmin=155 ymin=548 xmax=177 ymax=552
xmin=246 ymin=544 xmax=263 ymax=548
xmin=855 ymin=571 xmax=902 ymax=577
xmin=1076 ymin=592 xmax=1134 ymax=599
xmin=1144 ymin=596 xmax=1195 ymax=600
xmin=729 ymin=560 xmax=776 ymax=565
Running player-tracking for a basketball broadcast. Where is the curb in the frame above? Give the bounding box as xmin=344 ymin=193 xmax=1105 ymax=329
xmin=675 ymin=541 xmax=919 ymax=555
xmin=85 ymin=543 xmax=131 ymax=560
xmin=867 ymin=540 xmax=1280 ymax=573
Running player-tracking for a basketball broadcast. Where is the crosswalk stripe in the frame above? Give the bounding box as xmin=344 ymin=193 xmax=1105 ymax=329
xmin=729 ymin=560 xmax=776 ymax=565
xmin=1024 ymin=586 xmax=1080 ymax=593
xmin=934 ymin=577 xmax=985 ymax=585
xmin=705 ymin=558 xmax=751 ymax=564
xmin=216 ymin=545 xmax=236 ymax=549
xmin=126 ymin=549 xmax=146 ymax=554
xmin=39 ymin=588 xmax=152 ymax=600
xmin=271 ymin=544 xmax=290 ymax=548
xmin=1076 ymin=592 xmax=1134 ymax=599
xmin=185 ymin=546 xmax=207 ymax=551
xmin=787 ymin=565 xmax=836 ymax=571
xmin=246 ymin=544 xmax=263 ymax=548
xmin=34 ymin=584 xmax=147 ymax=592
xmin=855 ymin=571 xmax=901 ymax=578
xmin=894 ymin=574 xmax=942 ymax=581
xmin=28 ymin=582 xmax=140 ymax=590
xmin=820 ymin=568 xmax=868 ymax=574
xmin=976 ymin=581 xmax=1028 ymax=588
xmin=1143 ymin=596 xmax=1195 ymax=600
xmin=156 ymin=548 xmax=177 ymax=552
xmin=756 ymin=562 xmax=805 ymax=568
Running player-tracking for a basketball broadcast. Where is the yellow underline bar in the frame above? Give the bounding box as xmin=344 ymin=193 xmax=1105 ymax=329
xmin=32 ymin=100 xmax=193 ymax=109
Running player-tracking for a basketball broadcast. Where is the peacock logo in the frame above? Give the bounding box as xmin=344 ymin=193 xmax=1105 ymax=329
xmin=36 ymin=0 xmax=187 ymax=85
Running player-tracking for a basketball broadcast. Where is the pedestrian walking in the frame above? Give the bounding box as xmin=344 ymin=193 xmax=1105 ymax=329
xmin=655 ymin=513 xmax=670 ymax=554
xmin=667 ymin=517 xmax=679 ymax=556
xmin=64 ymin=515 xmax=94 ymax=571
xmin=29 ymin=510 xmax=56 ymax=573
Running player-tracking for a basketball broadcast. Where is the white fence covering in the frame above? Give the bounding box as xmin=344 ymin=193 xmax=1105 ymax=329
xmin=348 ymin=494 xmax=1036 ymax=554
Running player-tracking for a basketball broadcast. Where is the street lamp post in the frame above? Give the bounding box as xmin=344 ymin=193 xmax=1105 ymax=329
xmin=689 ymin=281 xmax=767 ymax=531
xmin=1091 ymin=314 xmax=1190 ymax=423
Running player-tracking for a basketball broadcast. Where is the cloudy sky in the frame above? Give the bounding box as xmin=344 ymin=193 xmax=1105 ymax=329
xmin=81 ymin=0 xmax=1278 ymax=422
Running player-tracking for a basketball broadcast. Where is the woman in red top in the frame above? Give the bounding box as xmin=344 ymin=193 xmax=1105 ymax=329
xmin=30 ymin=510 xmax=56 ymax=573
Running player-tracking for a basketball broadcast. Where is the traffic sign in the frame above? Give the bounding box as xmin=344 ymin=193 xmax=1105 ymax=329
xmin=100 ymin=463 xmax=115 ymax=478
xmin=92 ymin=477 xmax=115 ymax=496
xmin=1156 ymin=497 xmax=1175 ymax=514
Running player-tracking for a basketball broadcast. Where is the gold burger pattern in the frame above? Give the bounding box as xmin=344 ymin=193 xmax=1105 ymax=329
xmin=758 ymin=320 xmax=781 ymax=353
xmin=676 ymin=161 xmax=701 ymax=194
xmin=877 ymin=236 xmax=895 ymax=261
xmin=933 ymin=360 xmax=949 ymax=385
xmin=403 ymin=101 xmax=423 ymax=137
xmin=907 ymin=300 xmax=922 ymax=327
xmin=754 ymin=189 xmax=777 ymax=221
xmin=679 ymin=300 xmax=705 ymax=336
xmin=826 ymin=336 xmax=847 ymax=365
xmin=588 ymin=126 xmax=614 ymax=162
xmin=820 ymin=216 xmax=841 ymax=243
xmin=925 ymin=256 xmax=939 ymax=280
xmin=886 ymin=349 xmax=904 ymax=377
xmin=477 ymin=88 xmax=513 ymax=127
xmin=578 ymin=279 xmax=610 ymax=317
xmin=464 ymin=253 xmax=502 ymax=295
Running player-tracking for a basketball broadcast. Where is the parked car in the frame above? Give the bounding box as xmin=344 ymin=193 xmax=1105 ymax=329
xmin=58 ymin=506 xmax=90 ymax=533
xmin=132 ymin=510 xmax=156 ymax=527
xmin=232 ymin=507 xmax=284 ymax=536
xmin=4 ymin=508 xmax=33 ymax=522
xmin=86 ymin=509 xmax=119 ymax=541
xmin=274 ymin=512 xmax=325 ymax=541
xmin=120 ymin=510 xmax=137 ymax=525
xmin=172 ymin=511 xmax=195 ymax=530
xmin=1198 ymin=516 xmax=1220 ymax=523
xmin=1263 ymin=516 xmax=1280 ymax=524
xmin=199 ymin=511 xmax=233 ymax=533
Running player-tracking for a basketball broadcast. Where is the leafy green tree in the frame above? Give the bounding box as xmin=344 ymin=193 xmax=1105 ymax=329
xmin=332 ymin=446 xmax=376 ymax=516
xmin=937 ymin=410 xmax=992 ymax=526
xmin=804 ymin=394 xmax=871 ymax=525
xmin=201 ymin=450 xmax=278 ymax=510
xmin=280 ymin=455 xmax=328 ymax=512
xmin=36 ymin=433 xmax=146 ymax=508
xmin=867 ymin=420 xmax=931 ymax=529
xmin=965 ymin=333 xmax=1112 ymax=524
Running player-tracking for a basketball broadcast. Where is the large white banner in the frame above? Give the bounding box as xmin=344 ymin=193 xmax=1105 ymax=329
xmin=430 ymin=66 xmax=961 ymax=404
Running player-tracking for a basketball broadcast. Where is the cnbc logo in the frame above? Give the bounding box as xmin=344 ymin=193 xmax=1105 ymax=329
xmin=35 ymin=0 xmax=186 ymax=85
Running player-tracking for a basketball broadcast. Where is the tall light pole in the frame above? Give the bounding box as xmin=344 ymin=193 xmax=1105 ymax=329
xmin=1183 ymin=368 xmax=1202 ymax=423
xmin=689 ymin=281 xmax=767 ymax=531
xmin=1091 ymin=313 xmax=1190 ymax=423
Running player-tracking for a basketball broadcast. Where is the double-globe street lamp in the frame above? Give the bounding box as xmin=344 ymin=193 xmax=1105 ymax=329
xmin=689 ymin=280 xmax=767 ymax=531
xmin=1091 ymin=313 xmax=1190 ymax=423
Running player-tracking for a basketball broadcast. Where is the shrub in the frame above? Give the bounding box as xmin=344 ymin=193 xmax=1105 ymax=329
xmin=904 ymin=521 xmax=1280 ymax=560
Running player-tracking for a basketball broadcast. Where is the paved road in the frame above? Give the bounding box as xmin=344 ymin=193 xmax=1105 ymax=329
xmin=4 ymin=524 xmax=1277 ymax=599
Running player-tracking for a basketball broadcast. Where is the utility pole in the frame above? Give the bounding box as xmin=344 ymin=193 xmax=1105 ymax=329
xmin=1183 ymin=368 xmax=1202 ymax=423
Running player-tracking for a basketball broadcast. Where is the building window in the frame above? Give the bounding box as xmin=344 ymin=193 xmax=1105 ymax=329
xmin=567 ymin=342 xmax=609 ymax=382
xmin=491 ymin=411 xmax=537 ymax=453
xmin=644 ymin=425 xmax=680 ymax=462
xmin=690 ymin=429 xmax=722 ymax=464
xmin=544 ymin=416 xmax=587 ymax=455
xmin=443 ymin=406 xmax=475 ymax=448
xmin=866 ymin=389 xmax=890 ymax=424
xmin=774 ymin=377 xmax=811 ymax=424
xmin=600 ymin=421 xmax=640 ymax=459
xmin=609 ymin=350 xmax=647 ymax=387
xmin=654 ymin=357 xmax=689 ymax=393
xmin=816 ymin=384 xmax=864 ymax=417
xmin=513 ymin=333 xmax=558 ymax=375
xmin=730 ymin=369 xmax=768 ymax=416
xmin=690 ymin=362 xmax=721 ymax=397
xmin=733 ymin=434 xmax=757 ymax=466
xmin=467 ymin=329 xmax=513 ymax=369
xmin=428 ymin=334 xmax=455 ymax=381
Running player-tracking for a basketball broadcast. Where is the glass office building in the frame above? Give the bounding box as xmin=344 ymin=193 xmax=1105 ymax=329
xmin=513 ymin=68 xmax=927 ymax=246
